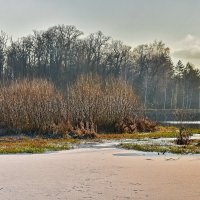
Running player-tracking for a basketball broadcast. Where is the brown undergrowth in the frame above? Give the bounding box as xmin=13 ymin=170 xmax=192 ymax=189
xmin=0 ymin=77 xmax=155 ymax=138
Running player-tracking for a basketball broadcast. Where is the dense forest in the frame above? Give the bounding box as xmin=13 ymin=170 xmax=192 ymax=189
xmin=0 ymin=24 xmax=200 ymax=110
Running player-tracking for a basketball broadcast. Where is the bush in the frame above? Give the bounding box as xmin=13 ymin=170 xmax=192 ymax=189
xmin=0 ymin=79 xmax=66 ymax=134
xmin=0 ymin=75 xmax=145 ymax=136
xmin=67 ymin=75 xmax=142 ymax=130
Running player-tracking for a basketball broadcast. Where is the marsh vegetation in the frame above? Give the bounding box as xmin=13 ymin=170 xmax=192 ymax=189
xmin=0 ymin=25 xmax=199 ymax=154
xmin=119 ymin=141 xmax=200 ymax=155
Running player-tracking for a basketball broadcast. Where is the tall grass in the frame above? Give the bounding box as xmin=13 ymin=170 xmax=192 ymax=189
xmin=0 ymin=79 xmax=66 ymax=134
xmin=67 ymin=75 xmax=141 ymax=127
xmin=0 ymin=76 xmax=141 ymax=135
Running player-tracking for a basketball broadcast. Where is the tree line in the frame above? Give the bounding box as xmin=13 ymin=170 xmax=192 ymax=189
xmin=0 ymin=25 xmax=200 ymax=109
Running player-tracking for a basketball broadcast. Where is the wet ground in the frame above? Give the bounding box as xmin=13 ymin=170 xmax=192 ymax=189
xmin=71 ymin=133 xmax=200 ymax=157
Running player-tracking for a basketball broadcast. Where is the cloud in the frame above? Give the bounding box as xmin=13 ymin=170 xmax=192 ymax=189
xmin=173 ymin=48 xmax=200 ymax=59
xmin=172 ymin=34 xmax=200 ymax=60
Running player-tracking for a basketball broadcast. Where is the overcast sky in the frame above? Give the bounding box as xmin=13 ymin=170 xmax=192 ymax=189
xmin=0 ymin=0 xmax=200 ymax=67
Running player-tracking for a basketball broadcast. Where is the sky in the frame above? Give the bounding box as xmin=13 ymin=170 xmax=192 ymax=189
xmin=0 ymin=0 xmax=200 ymax=67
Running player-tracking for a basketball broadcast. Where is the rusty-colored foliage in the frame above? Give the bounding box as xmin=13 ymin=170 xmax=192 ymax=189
xmin=176 ymin=127 xmax=190 ymax=145
xmin=0 ymin=79 xmax=66 ymax=134
xmin=174 ymin=109 xmax=191 ymax=145
xmin=69 ymin=120 xmax=97 ymax=139
xmin=115 ymin=117 xmax=157 ymax=133
xmin=0 ymin=76 xmax=146 ymax=137
xmin=67 ymin=75 xmax=141 ymax=126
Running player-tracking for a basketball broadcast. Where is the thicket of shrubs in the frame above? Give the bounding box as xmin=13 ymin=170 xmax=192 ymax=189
xmin=0 ymin=79 xmax=66 ymax=134
xmin=0 ymin=76 xmax=156 ymax=138
xmin=68 ymin=75 xmax=141 ymax=126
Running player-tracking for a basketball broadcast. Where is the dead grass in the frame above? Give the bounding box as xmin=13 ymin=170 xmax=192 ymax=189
xmin=97 ymin=126 xmax=199 ymax=140
xmin=0 ymin=77 xmax=141 ymax=136
xmin=0 ymin=79 xmax=67 ymax=134
xmin=97 ymin=126 xmax=179 ymax=140
xmin=0 ymin=125 xmax=199 ymax=154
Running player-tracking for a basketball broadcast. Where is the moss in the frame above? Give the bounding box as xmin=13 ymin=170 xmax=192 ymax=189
xmin=0 ymin=138 xmax=78 ymax=154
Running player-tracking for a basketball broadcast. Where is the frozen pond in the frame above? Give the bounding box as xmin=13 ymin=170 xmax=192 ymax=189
xmin=162 ymin=121 xmax=200 ymax=124
xmin=76 ymin=133 xmax=200 ymax=149
xmin=71 ymin=133 xmax=200 ymax=156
